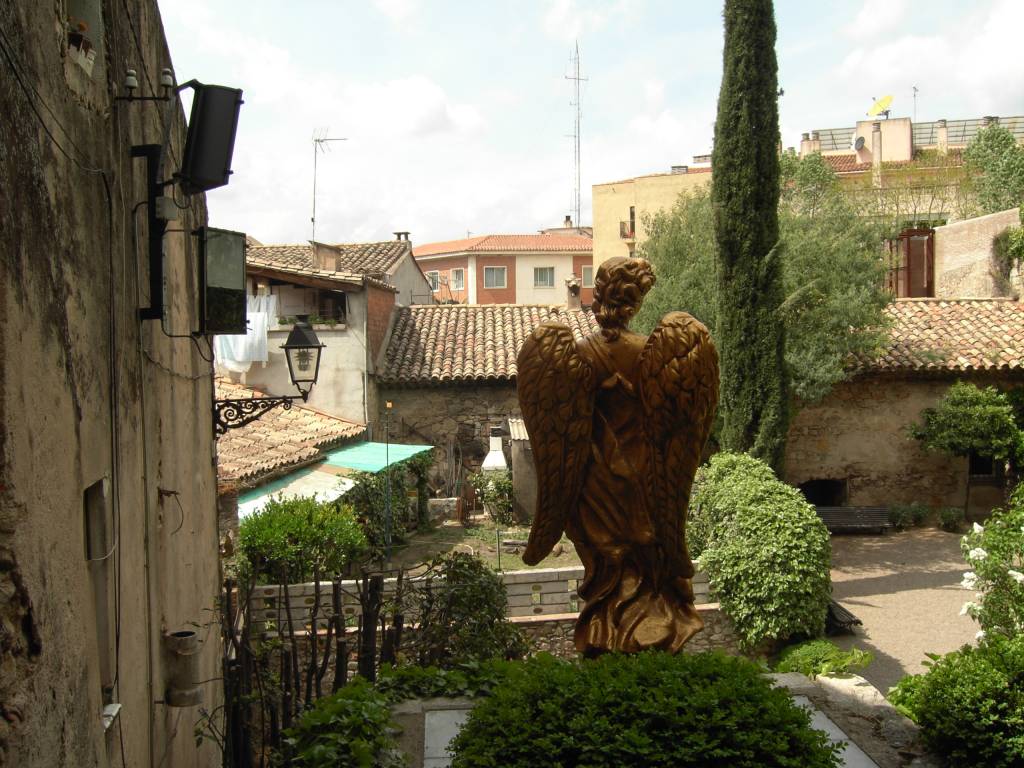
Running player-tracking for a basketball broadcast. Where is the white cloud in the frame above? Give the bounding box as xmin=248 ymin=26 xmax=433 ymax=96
xmin=542 ymin=0 xmax=634 ymax=43
xmin=847 ymin=0 xmax=909 ymax=41
xmin=373 ymin=0 xmax=419 ymax=24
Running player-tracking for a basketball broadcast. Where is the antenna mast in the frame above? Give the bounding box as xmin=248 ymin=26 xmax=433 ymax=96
xmin=311 ymin=128 xmax=347 ymax=242
xmin=565 ymin=41 xmax=587 ymax=231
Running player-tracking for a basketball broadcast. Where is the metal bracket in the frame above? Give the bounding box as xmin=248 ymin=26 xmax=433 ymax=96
xmin=213 ymin=396 xmax=299 ymax=436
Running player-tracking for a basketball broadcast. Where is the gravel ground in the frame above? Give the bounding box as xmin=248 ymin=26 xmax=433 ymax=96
xmin=828 ymin=527 xmax=980 ymax=694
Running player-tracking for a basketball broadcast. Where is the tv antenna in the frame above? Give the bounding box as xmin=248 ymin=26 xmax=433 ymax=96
xmin=311 ymin=128 xmax=347 ymax=242
xmin=565 ymin=41 xmax=587 ymax=232
xmin=912 ymin=85 xmax=918 ymax=123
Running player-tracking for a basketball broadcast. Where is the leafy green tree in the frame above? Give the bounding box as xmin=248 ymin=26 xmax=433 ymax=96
xmin=964 ymin=124 xmax=1024 ymax=215
xmin=711 ymin=0 xmax=787 ymax=469
xmin=636 ymin=155 xmax=889 ymax=406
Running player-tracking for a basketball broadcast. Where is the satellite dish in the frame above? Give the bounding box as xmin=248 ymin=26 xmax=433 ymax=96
xmin=867 ymin=95 xmax=893 ymax=118
xmin=854 ymin=136 xmax=866 ymax=151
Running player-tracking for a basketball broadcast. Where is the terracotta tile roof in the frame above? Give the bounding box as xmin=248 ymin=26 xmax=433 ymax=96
xmin=823 ymin=148 xmax=964 ymax=175
xmin=247 ymin=240 xmax=410 ymax=288
xmin=379 ymin=304 xmax=600 ymax=384
xmin=414 ymin=233 xmax=593 ymax=258
xmin=857 ymin=299 xmax=1024 ymax=374
xmin=216 ymin=379 xmax=365 ymax=486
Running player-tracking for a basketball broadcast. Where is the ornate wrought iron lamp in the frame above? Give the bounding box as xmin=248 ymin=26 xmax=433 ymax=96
xmin=213 ymin=317 xmax=326 ymax=435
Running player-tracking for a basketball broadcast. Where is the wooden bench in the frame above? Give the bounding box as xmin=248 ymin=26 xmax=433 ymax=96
xmin=826 ymin=599 xmax=863 ymax=636
xmin=815 ymin=506 xmax=892 ymax=534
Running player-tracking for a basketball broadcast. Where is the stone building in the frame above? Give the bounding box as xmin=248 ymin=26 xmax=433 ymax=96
xmin=785 ymin=299 xmax=1024 ymax=516
xmin=1 ymin=1 xmax=227 ymax=765
xmin=375 ymin=304 xmax=598 ymax=478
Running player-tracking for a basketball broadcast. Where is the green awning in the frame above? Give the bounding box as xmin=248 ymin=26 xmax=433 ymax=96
xmin=323 ymin=441 xmax=432 ymax=473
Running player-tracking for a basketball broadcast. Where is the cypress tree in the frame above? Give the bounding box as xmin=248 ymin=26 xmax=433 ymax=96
xmin=711 ymin=0 xmax=788 ymax=470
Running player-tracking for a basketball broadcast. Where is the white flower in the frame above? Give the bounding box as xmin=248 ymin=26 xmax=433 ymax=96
xmin=976 ymin=630 xmax=986 ymax=641
xmin=968 ymin=547 xmax=989 ymax=561
xmin=1009 ymin=570 xmax=1024 ymax=585
xmin=961 ymin=571 xmax=979 ymax=590
xmin=960 ymin=601 xmax=978 ymax=616
xmin=973 ymin=522 xmax=985 ymax=534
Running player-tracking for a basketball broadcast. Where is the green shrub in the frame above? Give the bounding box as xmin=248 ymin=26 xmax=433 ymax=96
xmin=280 ymin=678 xmax=404 ymax=768
xmin=694 ymin=453 xmax=832 ymax=650
xmin=375 ymin=660 xmax=507 ymax=703
xmin=468 ymin=470 xmax=514 ymax=525
xmin=238 ymin=495 xmax=366 ymax=583
xmin=450 ymin=651 xmax=842 ymax=768
xmin=343 ymin=468 xmax=412 ymax=556
xmin=959 ymin=488 xmax=1024 ymax=638
xmin=888 ymin=635 xmax=1024 ymax=768
xmin=688 ymin=452 xmax=779 ymax=559
xmin=774 ymin=639 xmax=872 ymax=679
xmin=404 ymin=552 xmax=527 ymax=667
xmin=889 ymin=502 xmax=929 ymax=531
xmin=939 ymin=506 xmax=965 ymax=532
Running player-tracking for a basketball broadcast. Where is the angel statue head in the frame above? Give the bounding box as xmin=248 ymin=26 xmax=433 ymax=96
xmin=591 ymin=256 xmax=656 ymax=339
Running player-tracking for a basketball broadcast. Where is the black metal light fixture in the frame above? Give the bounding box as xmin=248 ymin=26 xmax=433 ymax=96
xmin=213 ymin=317 xmax=326 ymax=435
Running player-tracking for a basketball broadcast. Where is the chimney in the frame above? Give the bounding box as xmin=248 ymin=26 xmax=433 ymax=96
xmin=670 ymin=165 xmax=688 ymax=174
xmin=480 ymin=425 xmax=508 ymax=472
xmin=810 ymin=131 xmax=821 ymax=153
xmin=313 ymin=242 xmax=337 ymax=270
xmin=799 ymin=132 xmax=811 ymax=157
xmin=564 ymin=214 xmax=572 ymax=228
xmin=565 ymin=274 xmax=582 ymax=310
xmin=871 ymin=121 xmax=882 ymax=187
xmin=936 ymin=119 xmax=948 ymax=155
xmin=983 ymin=115 xmax=999 ymax=127
xmin=393 ymin=231 xmax=410 ymax=241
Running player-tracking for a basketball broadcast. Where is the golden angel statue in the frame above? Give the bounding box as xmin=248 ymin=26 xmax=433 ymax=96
xmin=518 ymin=257 xmax=719 ymax=656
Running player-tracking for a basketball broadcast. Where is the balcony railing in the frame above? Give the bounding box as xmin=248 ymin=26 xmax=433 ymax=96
xmin=619 ymin=221 xmax=635 ymax=239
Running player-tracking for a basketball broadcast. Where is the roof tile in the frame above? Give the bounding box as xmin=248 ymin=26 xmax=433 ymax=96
xmin=414 ymin=233 xmax=592 ymax=258
xmin=216 ymin=379 xmax=365 ymax=485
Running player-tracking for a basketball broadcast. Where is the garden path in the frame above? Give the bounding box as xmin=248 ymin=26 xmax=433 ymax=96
xmin=828 ymin=527 xmax=978 ymax=694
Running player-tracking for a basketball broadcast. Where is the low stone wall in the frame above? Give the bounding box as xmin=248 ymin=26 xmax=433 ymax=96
xmin=512 ymin=602 xmax=743 ymax=658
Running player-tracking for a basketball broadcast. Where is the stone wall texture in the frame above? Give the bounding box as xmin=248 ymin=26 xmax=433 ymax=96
xmin=934 ymin=207 xmax=1020 ymax=298
xmin=785 ymin=375 xmax=1011 ymax=514
xmin=0 ymin=3 xmax=221 ymax=766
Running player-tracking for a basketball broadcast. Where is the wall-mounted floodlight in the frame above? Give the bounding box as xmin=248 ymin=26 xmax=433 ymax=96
xmin=178 ymin=83 xmax=244 ymax=195
xmin=197 ymin=226 xmax=247 ymax=335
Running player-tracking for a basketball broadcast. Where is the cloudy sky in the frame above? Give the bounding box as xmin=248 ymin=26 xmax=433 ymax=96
xmin=159 ymin=0 xmax=1024 ymax=246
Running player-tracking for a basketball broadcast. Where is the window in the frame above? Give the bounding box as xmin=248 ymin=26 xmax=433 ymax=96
xmin=581 ymin=265 xmax=594 ymax=288
xmin=534 ymin=267 xmax=555 ymax=288
xmin=316 ymin=290 xmax=347 ymax=324
xmin=426 ymin=271 xmax=440 ymax=291
xmin=484 ymin=266 xmax=507 ymax=289
xmin=886 ymin=228 xmax=935 ymax=298
xmin=969 ymin=451 xmax=1003 ymax=483
xmin=451 ymin=268 xmax=465 ymax=291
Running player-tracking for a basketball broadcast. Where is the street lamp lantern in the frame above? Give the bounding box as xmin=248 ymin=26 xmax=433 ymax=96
xmin=213 ymin=317 xmax=327 ymax=435
xmin=281 ymin=316 xmax=325 ymax=399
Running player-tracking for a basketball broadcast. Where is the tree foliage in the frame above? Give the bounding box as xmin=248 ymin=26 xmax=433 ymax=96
xmin=636 ymin=155 xmax=890 ymax=405
xmin=964 ymin=124 xmax=1024 ymax=215
xmin=711 ymin=0 xmax=787 ymax=469
xmin=909 ymin=381 xmax=1022 ymax=465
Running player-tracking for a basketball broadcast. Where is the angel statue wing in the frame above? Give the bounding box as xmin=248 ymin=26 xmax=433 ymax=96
xmin=638 ymin=311 xmax=719 ymax=579
xmin=517 ymin=321 xmax=596 ymax=565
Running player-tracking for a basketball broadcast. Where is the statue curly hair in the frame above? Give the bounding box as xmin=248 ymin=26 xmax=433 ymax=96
xmin=591 ymin=256 xmax=656 ymax=340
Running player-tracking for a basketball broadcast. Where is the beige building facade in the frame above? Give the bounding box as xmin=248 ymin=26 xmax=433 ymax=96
xmin=1 ymin=2 xmax=223 ymax=766
xmin=592 ymin=165 xmax=712 ymax=269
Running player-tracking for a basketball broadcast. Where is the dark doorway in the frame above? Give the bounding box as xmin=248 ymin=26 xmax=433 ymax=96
xmin=799 ymin=478 xmax=848 ymax=507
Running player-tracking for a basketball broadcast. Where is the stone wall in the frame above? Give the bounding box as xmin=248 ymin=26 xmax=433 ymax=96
xmin=512 ymin=603 xmax=745 ymax=658
xmin=0 ymin=3 xmax=221 ymax=766
xmin=376 ymin=382 xmax=520 ymax=472
xmin=785 ymin=375 xmax=1010 ymax=514
xmin=934 ymin=207 xmax=1020 ymax=298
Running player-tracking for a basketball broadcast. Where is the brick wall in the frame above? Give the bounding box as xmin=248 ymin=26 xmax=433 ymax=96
xmin=366 ymin=284 xmax=397 ymax=365
xmin=573 ymin=253 xmax=594 ymax=305
xmin=415 ymin=255 xmax=470 ymax=303
xmin=475 ymin=255 xmax=517 ymax=304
